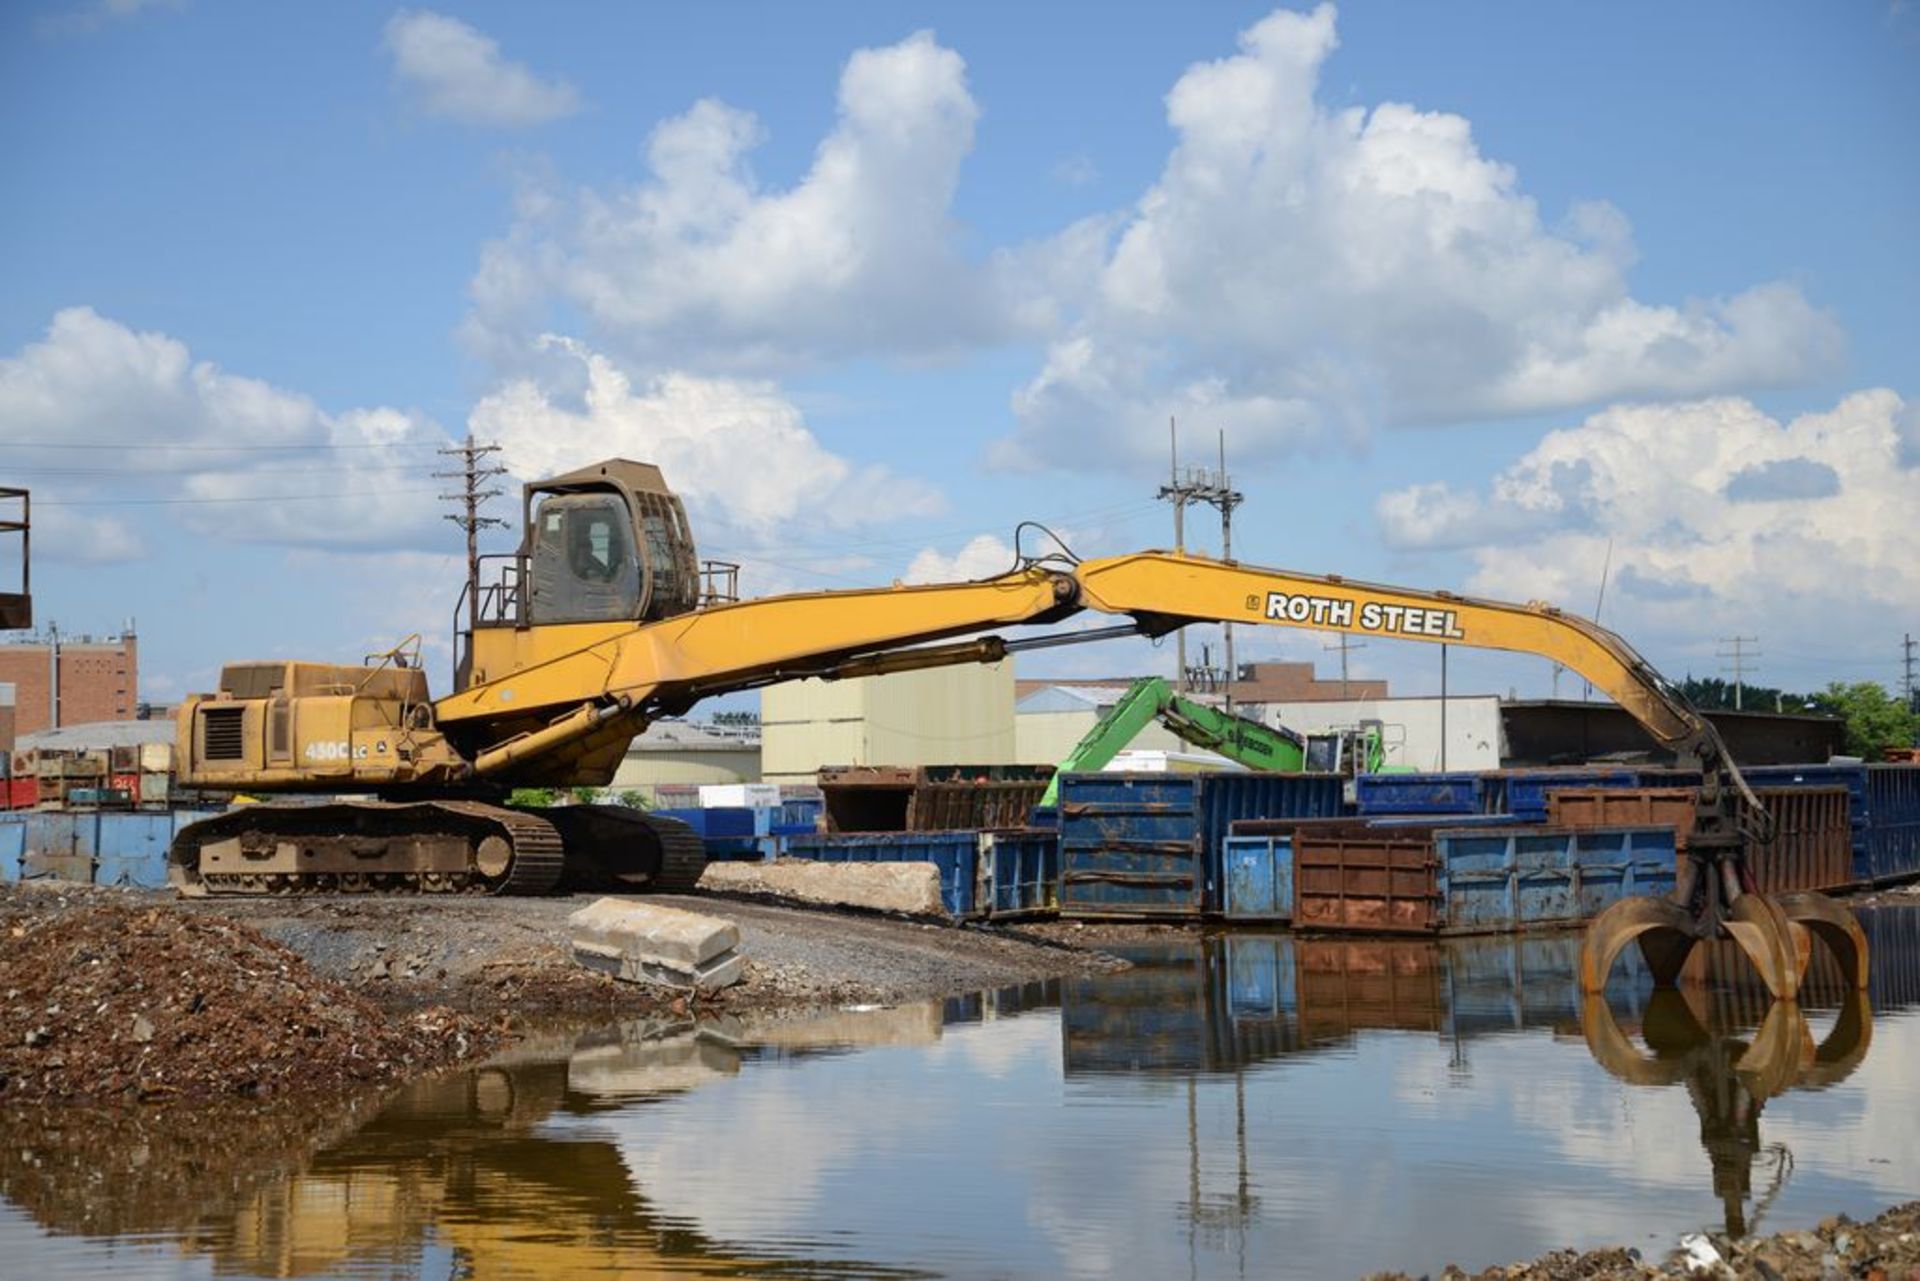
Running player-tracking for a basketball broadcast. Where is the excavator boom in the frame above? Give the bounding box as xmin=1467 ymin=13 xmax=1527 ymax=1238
xmin=1036 ymin=677 xmax=1308 ymax=808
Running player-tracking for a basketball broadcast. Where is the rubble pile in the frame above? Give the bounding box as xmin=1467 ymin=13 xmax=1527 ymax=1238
xmin=0 ymin=903 xmax=493 ymax=1102
xmin=1371 ymin=1201 xmax=1920 ymax=1279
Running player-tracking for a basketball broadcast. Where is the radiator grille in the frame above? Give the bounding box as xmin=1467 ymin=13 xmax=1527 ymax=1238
xmin=202 ymin=706 xmax=246 ymax=761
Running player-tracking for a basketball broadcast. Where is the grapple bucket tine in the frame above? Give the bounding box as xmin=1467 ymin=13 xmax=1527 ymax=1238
xmin=1581 ymin=894 xmax=1699 ymax=993
xmin=1802 ymin=991 xmax=1873 ymax=1087
xmin=1733 ymin=1000 xmax=1812 ymax=1101
xmin=1772 ymin=891 xmax=1871 ymax=989
xmin=1580 ymin=989 xmax=1691 ymax=1086
xmin=1723 ymin=894 xmax=1802 ymax=1002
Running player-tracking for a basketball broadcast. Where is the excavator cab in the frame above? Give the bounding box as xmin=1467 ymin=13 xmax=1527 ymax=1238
xmin=523 ymin=460 xmax=699 ymax=625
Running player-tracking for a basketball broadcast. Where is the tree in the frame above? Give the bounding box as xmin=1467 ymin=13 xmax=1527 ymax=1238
xmin=1678 ymin=675 xmax=1805 ymax=713
xmin=1808 ymin=681 xmax=1920 ymax=759
xmin=615 ymin=789 xmax=650 ymax=810
xmin=507 ymin=787 xmax=556 ymax=808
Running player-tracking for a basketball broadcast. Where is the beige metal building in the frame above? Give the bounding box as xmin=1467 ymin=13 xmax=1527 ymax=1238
xmin=761 ymin=663 xmax=1017 ymax=784
xmin=608 ymin=719 xmax=762 ymax=801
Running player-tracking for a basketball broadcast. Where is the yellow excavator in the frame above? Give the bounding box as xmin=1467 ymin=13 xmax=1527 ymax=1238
xmin=168 ymin=458 xmax=1865 ymax=1001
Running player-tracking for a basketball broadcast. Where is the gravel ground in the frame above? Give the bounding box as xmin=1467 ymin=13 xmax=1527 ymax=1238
xmin=1370 ymin=1201 xmax=1920 ymax=1279
xmin=3 ymin=879 xmax=1124 ymax=1024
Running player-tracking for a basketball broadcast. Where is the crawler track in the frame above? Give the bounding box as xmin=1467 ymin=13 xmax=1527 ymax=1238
xmin=170 ymin=800 xmax=571 ymax=897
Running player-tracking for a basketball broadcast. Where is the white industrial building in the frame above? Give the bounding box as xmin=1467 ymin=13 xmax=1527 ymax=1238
xmin=1250 ymin=695 xmax=1506 ymax=772
xmin=608 ymin=719 xmax=763 ymax=800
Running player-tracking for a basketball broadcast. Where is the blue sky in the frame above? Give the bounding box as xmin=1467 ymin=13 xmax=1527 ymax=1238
xmin=2 ymin=1 xmax=1914 ymax=708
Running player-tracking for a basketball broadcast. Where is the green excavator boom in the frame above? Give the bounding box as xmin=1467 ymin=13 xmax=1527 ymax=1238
xmin=1038 ymin=677 xmax=1311 ymax=806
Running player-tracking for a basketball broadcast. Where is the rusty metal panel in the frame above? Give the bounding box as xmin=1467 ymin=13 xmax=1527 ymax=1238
xmin=818 ymin=765 xmax=918 ymax=833
xmin=1742 ymin=762 xmax=1869 ymax=869
xmin=1294 ymin=938 xmax=1442 ymax=1040
xmin=1293 ymin=835 xmax=1438 ymax=934
xmin=1749 ymin=785 xmax=1851 ymax=893
xmin=1547 ymin=788 xmax=1697 ymax=846
xmin=913 ymin=779 xmax=1051 ymax=830
xmin=817 ymin=764 xmax=1051 ymax=834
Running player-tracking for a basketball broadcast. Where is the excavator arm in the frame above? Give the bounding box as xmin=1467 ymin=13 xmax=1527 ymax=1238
xmin=441 ymin=551 xmax=1725 ymax=795
xmin=440 ymin=548 xmax=1857 ymax=999
xmin=1035 ymin=676 xmax=1308 ymax=808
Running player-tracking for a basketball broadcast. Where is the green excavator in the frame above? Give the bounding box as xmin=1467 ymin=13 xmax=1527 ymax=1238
xmin=1037 ymin=677 xmax=1391 ymax=807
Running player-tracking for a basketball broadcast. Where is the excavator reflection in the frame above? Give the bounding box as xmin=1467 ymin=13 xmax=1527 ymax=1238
xmin=1580 ymin=987 xmax=1873 ymax=1240
xmin=0 ymin=1015 xmax=934 ymax=1281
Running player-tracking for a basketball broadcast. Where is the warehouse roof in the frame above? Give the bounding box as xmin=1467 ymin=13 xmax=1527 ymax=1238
xmin=19 ymin=719 xmax=176 ymax=752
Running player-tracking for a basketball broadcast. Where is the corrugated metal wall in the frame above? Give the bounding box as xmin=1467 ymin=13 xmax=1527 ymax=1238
xmin=762 ymin=663 xmax=1017 ymax=782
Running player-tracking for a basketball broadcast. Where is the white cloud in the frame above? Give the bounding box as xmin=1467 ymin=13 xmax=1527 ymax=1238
xmin=1895 ymin=401 xmax=1920 ymax=469
xmin=468 ymin=336 xmax=942 ymax=548
xmin=383 ymin=9 xmax=580 ymax=128
xmin=996 ymin=4 xmax=1843 ymax=471
xmin=37 ymin=0 xmax=178 ymax=38
xmin=29 ymin=506 xmax=145 ymax=564
xmin=0 ymin=307 xmax=450 ymax=551
xmin=1372 ymin=389 xmax=1920 ymax=677
xmin=464 ymin=30 xmax=1011 ymax=372
xmin=1052 ymin=154 xmax=1098 ymax=188
xmin=903 ymin=534 xmax=1015 ymax=584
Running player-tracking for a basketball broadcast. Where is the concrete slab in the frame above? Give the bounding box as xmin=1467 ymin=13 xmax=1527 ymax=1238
xmin=567 ymin=897 xmax=745 ymax=991
xmin=699 ymin=859 xmax=947 ymax=918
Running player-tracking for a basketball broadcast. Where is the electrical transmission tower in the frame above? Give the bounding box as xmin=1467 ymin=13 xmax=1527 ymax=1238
xmin=436 ymin=435 xmax=508 ymax=634
xmin=1717 ymin=635 xmax=1760 ymax=711
xmin=1158 ymin=421 xmax=1242 ymax=697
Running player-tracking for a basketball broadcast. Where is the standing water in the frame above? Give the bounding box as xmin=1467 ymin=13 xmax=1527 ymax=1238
xmin=3 ymin=906 xmax=1916 ymax=1279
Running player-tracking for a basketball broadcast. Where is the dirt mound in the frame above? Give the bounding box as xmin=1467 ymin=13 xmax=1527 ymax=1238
xmin=0 ymin=903 xmax=494 ymax=1102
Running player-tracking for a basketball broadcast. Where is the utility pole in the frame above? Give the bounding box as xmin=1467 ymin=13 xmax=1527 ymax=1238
xmin=1903 ymin=632 xmax=1917 ymax=713
xmin=436 ymin=435 xmax=507 ymax=635
xmin=1324 ymin=634 xmax=1366 ymax=699
xmin=1717 ymin=635 xmax=1760 ymax=711
xmin=1156 ymin=419 xmax=1241 ymax=695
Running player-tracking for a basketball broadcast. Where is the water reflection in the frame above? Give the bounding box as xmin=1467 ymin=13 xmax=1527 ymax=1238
xmin=2 ymin=907 xmax=1917 ymax=1280
xmin=1581 ymin=990 xmax=1873 ymax=1238
xmin=2 ymin=1012 xmax=940 ymax=1280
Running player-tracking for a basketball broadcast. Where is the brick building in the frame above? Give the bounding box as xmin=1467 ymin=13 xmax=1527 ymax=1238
xmin=0 ymin=631 xmax=138 ymax=740
xmin=1226 ymin=660 xmax=1388 ymax=703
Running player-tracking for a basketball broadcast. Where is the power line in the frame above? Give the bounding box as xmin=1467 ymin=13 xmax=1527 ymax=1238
xmin=37 ymin=488 xmax=444 ymax=506
xmin=0 ymin=462 xmax=430 ymax=478
xmin=1717 ymin=635 xmax=1760 ymax=711
xmin=0 ymin=439 xmax=447 ymax=452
